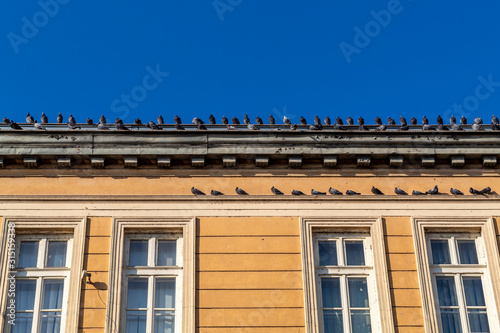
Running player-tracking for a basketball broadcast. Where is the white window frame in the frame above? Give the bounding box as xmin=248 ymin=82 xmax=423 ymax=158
xmin=106 ymin=218 xmax=196 ymax=333
xmin=122 ymin=233 xmax=183 ymax=332
xmin=0 ymin=217 xmax=87 ymax=332
xmin=314 ymin=233 xmax=378 ymax=332
xmin=301 ymin=217 xmax=395 ymax=333
xmin=412 ymin=217 xmax=500 ymax=333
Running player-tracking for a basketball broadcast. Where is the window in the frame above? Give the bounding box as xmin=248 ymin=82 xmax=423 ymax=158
xmin=316 ymin=234 xmax=375 ymax=332
xmin=122 ymin=235 xmax=182 ymax=333
xmin=9 ymin=235 xmax=72 ymax=333
xmin=427 ymin=234 xmax=493 ymax=332
xmin=301 ymin=218 xmax=394 ymax=333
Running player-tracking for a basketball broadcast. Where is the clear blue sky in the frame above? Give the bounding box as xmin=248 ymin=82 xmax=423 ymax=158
xmin=1 ymin=0 xmax=500 ymax=125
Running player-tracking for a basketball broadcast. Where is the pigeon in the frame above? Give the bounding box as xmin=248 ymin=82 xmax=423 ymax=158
xmin=211 ymin=190 xmax=224 ymax=196
xmin=358 ymin=117 xmax=368 ymax=131
xmin=86 ymin=118 xmax=94 ymax=125
xmin=492 ymin=115 xmax=499 ymax=125
xmin=422 ymin=116 xmax=433 ymax=131
xmin=314 ymin=115 xmax=321 ymax=126
xmin=472 ymin=117 xmax=483 ymax=131
xmin=232 ymin=117 xmax=240 ymax=125
xmin=3 ymin=117 xmax=10 ymax=124
xmin=97 ymin=122 xmax=109 ymax=130
xmin=346 ymin=190 xmax=360 ymax=195
xmin=247 ymin=123 xmax=259 ymax=131
xmin=26 ymin=113 xmax=34 ymax=124
xmin=271 ymin=186 xmax=284 ymax=195
xmin=399 ymin=116 xmax=409 ymax=131
xmin=209 ymin=114 xmax=216 ymax=125
xmin=100 ymin=115 xmax=106 ymax=124
xmin=329 ymin=187 xmax=343 ymax=195
xmin=450 ymin=188 xmax=464 ymax=195
xmin=336 ymin=117 xmax=344 ymax=125
xmin=34 ymin=121 xmax=46 ymax=130
xmin=324 ymin=116 xmax=331 ymax=126
xmin=309 ymin=124 xmax=322 ymax=131
xmin=311 ymin=189 xmax=326 ymax=195
xmin=222 ymin=116 xmax=228 ymax=125
xmin=41 ymin=112 xmax=48 ymax=124
xmin=192 ymin=117 xmax=204 ymax=125
xmin=334 ymin=117 xmax=345 ymax=130
xmin=283 ymin=116 xmax=291 ymax=125
xmin=375 ymin=116 xmax=382 ymax=125
xmin=68 ymin=122 xmax=81 ymax=130
xmin=134 ymin=118 xmax=142 ymax=125
xmin=292 ymin=190 xmax=305 ymax=196
xmin=422 ymin=116 xmax=429 ymax=125
xmin=469 ymin=187 xmax=481 ymax=195
xmin=198 ymin=123 xmax=208 ymax=130
xmin=243 ymin=114 xmax=250 ymax=125
xmin=146 ymin=121 xmax=162 ymax=130
xmin=235 ymin=187 xmax=248 ymax=195
xmin=480 ymin=187 xmax=491 ymax=194
xmin=427 ymin=185 xmax=439 ymax=195
xmin=410 ymin=117 xmax=417 ymax=125
xmin=191 ymin=187 xmax=205 ymax=195
xmin=269 ymin=114 xmax=275 ymax=125
xmin=376 ymin=124 xmax=387 ymax=131
xmin=255 ymin=116 xmax=263 ymax=125
xmin=68 ymin=115 xmax=76 ymax=125
xmin=174 ymin=115 xmax=182 ymax=124
xmin=491 ymin=115 xmax=500 ymax=130
xmin=412 ymin=190 xmax=427 ymax=195
xmin=114 ymin=118 xmax=129 ymax=130
xmin=388 ymin=117 xmax=396 ymax=125
xmin=175 ymin=123 xmax=185 ymax=130
xmin=300 ymin=116 xmax=307 ymax=125
xmin=227 ymin=125 xmax=237 ymax=130
xmin=157 ymin=115 xmax=164 ymax=125
xmin=347 ymin=117 xmax=354 ymax=126
xmin=394 ymin=187 xmax=408 ymax=195
xmin=437 ymin=115 xmax=448 ymax=131
xmin=9 ymin=121 xmax=22 ymax=130
xmin=450 ymin=115 xmax=462 ymax=131
xmin=290 ymin=124 xmax=297 ymax=131
xmin=371 ymin=186 xmax=384 ymax=195
xmin=56 ymin=113 xmax=63 ymax=124
xmin=460 ymin=116 xmax=467 ymax=125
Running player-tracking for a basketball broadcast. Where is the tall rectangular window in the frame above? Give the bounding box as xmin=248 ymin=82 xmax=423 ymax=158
xmin=315 ymin=234 xmax=377 ymax=333
xmin=8 ymin=236 xmax=72 ymax=333
xmin=122 ymin=234 xmax=182 ymax=333
xmin=427 ymin=234 xmax=494 ymax=333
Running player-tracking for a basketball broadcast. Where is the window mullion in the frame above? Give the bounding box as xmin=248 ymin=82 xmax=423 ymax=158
xmin=455 ymin=273 xmax=470 ymax=333
xmin=147 ymin=275 xmax=154 ymax=333
xmin=39 ymin=238 xmax=47 ymax=269
xmin=342 ymin=275 xmax=350 ymax=333
xmin=31 ymin=277 xmax=43 ymax=333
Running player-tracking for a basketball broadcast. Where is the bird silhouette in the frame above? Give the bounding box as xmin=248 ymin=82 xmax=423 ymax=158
xmin=255 ymin=116 xmax=263 ymax=125
xmin=235 ymin=187 xmax=248 ymax=195
xmin=26 ymin=113 xmax=34 ymax=124
xmin=388 ymin=117 xmax=396 ymax=125
xmin=97 ymin=122 xmax=109 ymax=130
xmin=209 ymin=114 xmax=216 ymax=124
xmin=198 ymin=123 xmax=208 ymax=130
xmin=157 ymin=115 xmax=164 ymax=125
xmin=346 ymin=190 xmax=360 ymax=195
xmin=450 ymin=188 xmax=464 ymax=195
xmin=9 ymin=121 xmax=22 ymax=130
xmin=100 ymin=115 xmax=106 ymax=124
xmin=3 ymin=117 xmax=10 ymax=124
xmin=146 ymin=121 xmax=162 ymax=130
xmin=375 ymin=116 xmax=382 ymax=125
xmin=226 ymin=125 xmax=237 ymax=130
xmin=314 ymin=115 xmax=321 ymax=125
xmin=309 ymin=124 xmax=322 ymax=131
xmin=460 ymin=116 xmax=467 ymax=125
xmin=329 ymin=187 xmax=343 ymax=195
xmin=269 ymin=114 xmax=275 ymax=124
xmin=211 ymin=190 xmax=224 ymax=196
xmin=410 ymin=117 xmax=417 ymax=125
xmin=134 ymin=118 xmax=142 ymax=125
xmin=175 ymin=123 xmax=185 ymax=130
xmin=480 ymin=187 xmax=491 ymax=194
xmin=399 ymin=116 xmax=409 ymax=131
xmin=300 ymin=116 xmax=307 ymax=125
xmin=243 ymin=114 xmax=250 ymax=125
xmin=358 ymin=117 xmax=367 ymax=131
xmin=56 ymin=113 xmax=63 ymax=124
xmin=114 ymin=118 xmax=128 ymax=130
xmin=347 ymin=117 xmax=354 ymax=125
xmin=247 ymin=123 xmax=259 ymax=131
xmin=371 ymin=186 xmax=383 ymax=195
xmin=222 ymin=116 xmax=228 ymax=125
xmin=334 ymin=117 xmax=345 ymax=130
xmin=290 ymin=124 xmax=297 ymax=131
xmin=68 ymin=115 xmax=77 ymax=125
xmin=271 ymin=186 xmax=284 ymax=195
xmin=450 ymin=116 xmax=462 ymax=131
xmin=394 ymin=187 xmax=408 ymax=195
xmin=191 ymin=187 xmax=205 ymax=195
xmin=87 ymin=118 xmax=94 ymax=125
xmin=311 ymin=189 xmax=326 ymax=195
xmin=174 ymin=115 xmax=182 ymax=124
xmin=469 ymin=187 xmax=481 ymax=195
xmin=41 ymin=112 xmax=48 ymax=124
xmin=427 ymin=185 xmax=439 ymax=195
xmin=324 ymin=116 xmax=331 ymax=126
xmin=192 ymin=117 xmax=204 ymax=125
xmin=283 ymin=116 xmax=291 ymax=125
xmin=292 ymin=190 xmax=305 ymax=196
xmin=472 ymin=117 xmax=483 ymax=131
xmin=232 ymin=117 xmax=240 ymax=125
xmin=412 ymin=190 xmax=426 ymax=195
xmin=68 ymin=122 xmax=81 ymax=130
xmin=34 ymin=121 xmax=46 ymax=131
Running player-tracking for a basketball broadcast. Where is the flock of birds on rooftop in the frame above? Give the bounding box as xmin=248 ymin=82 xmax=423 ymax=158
xmin=2 ymin=113 xmax=500 ymax=131
xmin=191 ymin=185 xmax=492 ymax=196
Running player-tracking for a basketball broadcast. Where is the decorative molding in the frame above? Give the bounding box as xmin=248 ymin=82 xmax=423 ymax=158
xmin=411 ymin=217 xmax=500 ymax=333
xmin=300 ymin=217 xmax=394 ymax=333
xmin=255 ymin=155 xmax=269 ymax=167
xmin=483 ymin=155 xmax=497 ymax=167
xmin=222 ymin=155 xmax=236 ymax=167
xmin=0 ymin=217 xmax=87 ymax=332
xmin=357 ymin=156 xmax=371 ymax=167
xmin=421 ymin=155 xmax=435 ymax=167
xmin=323 ymin=155 xmax=337 ymax=167
xmin=123 ymin=156 xmax=138 ymax=168
xmin=57 ymin=156 xmax=71 ymax=167
xmin=450 ymin=155 xmax=465 ymax=167
xmin=91 ymin=156 xmax=105 ymax=168
xmin=389 ymin=155 xmax=403 ymax=167
xmin=289 ymin=156 xmax=302 ymax=167
xmin=105 ymin=217 xmax=196 ymax=333
xmin=191 ymin=156 xmax=205 ymax=167
xmin=157 ymin=156 xmax=171 ymax=168
xmin=23 ymin=156 xmax=38 ymax=168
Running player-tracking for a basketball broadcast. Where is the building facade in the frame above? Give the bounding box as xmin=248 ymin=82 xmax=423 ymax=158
xmin=0 ymin=124 xmax=499 ymax=332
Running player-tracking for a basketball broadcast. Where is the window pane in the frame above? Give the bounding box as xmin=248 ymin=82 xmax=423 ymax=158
xmin=345 ymin=241 xmax=365 ymax=266
xmin=129 ymin=240 xmax=148 ymax=266
xmin=458 ymin=240 xmax=479 ymax=265
xmin=15 ymin=280 xmax=36 ymax=311
xmin=323 ymin=310 xmax=343 ymax=332
xmin=321 ymin=278 xmax=341 ymax=308
xmin=46 ymin=241 xmax=67 ymax=268
xmin=348 ymin=278 xmax=369 ymax=308
xmin=157 ymin=241 xmax=176 ymax=266
xmin=19 ymin=241 xmax=38 ymax=268
xmin=351 ymin=310 xmax=372 ymax=333
xmin=431 ymin=240 xmax=451 ymax=264
xmin=126 ymin=310 xmax=147 ymax=333
xmin=12 ymin=313 xmax=33 ymax=333
xmin=42 ymin=280 xmax=64 ymax=310
xmin=440 ymin=309 xmax=462 ymax=333
xmin=127 ymin=278 xmax=148 ymax=309
xmin=40 ymin=311 xmax=62 ymax=333
xmin=155 ymin=279 xmax=176 ymax=309
xmin=468 ymin=309 xmax=490 ymax=332
xmin=154 ymin=311 xmax=175 ymax=333
xmin=436 ymin=277 xmax=458 ymax=306
xmin=319 ymin=241 xmax=337 ymax=266
xmin=463 ymin=277 xmax=486 ymax=307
